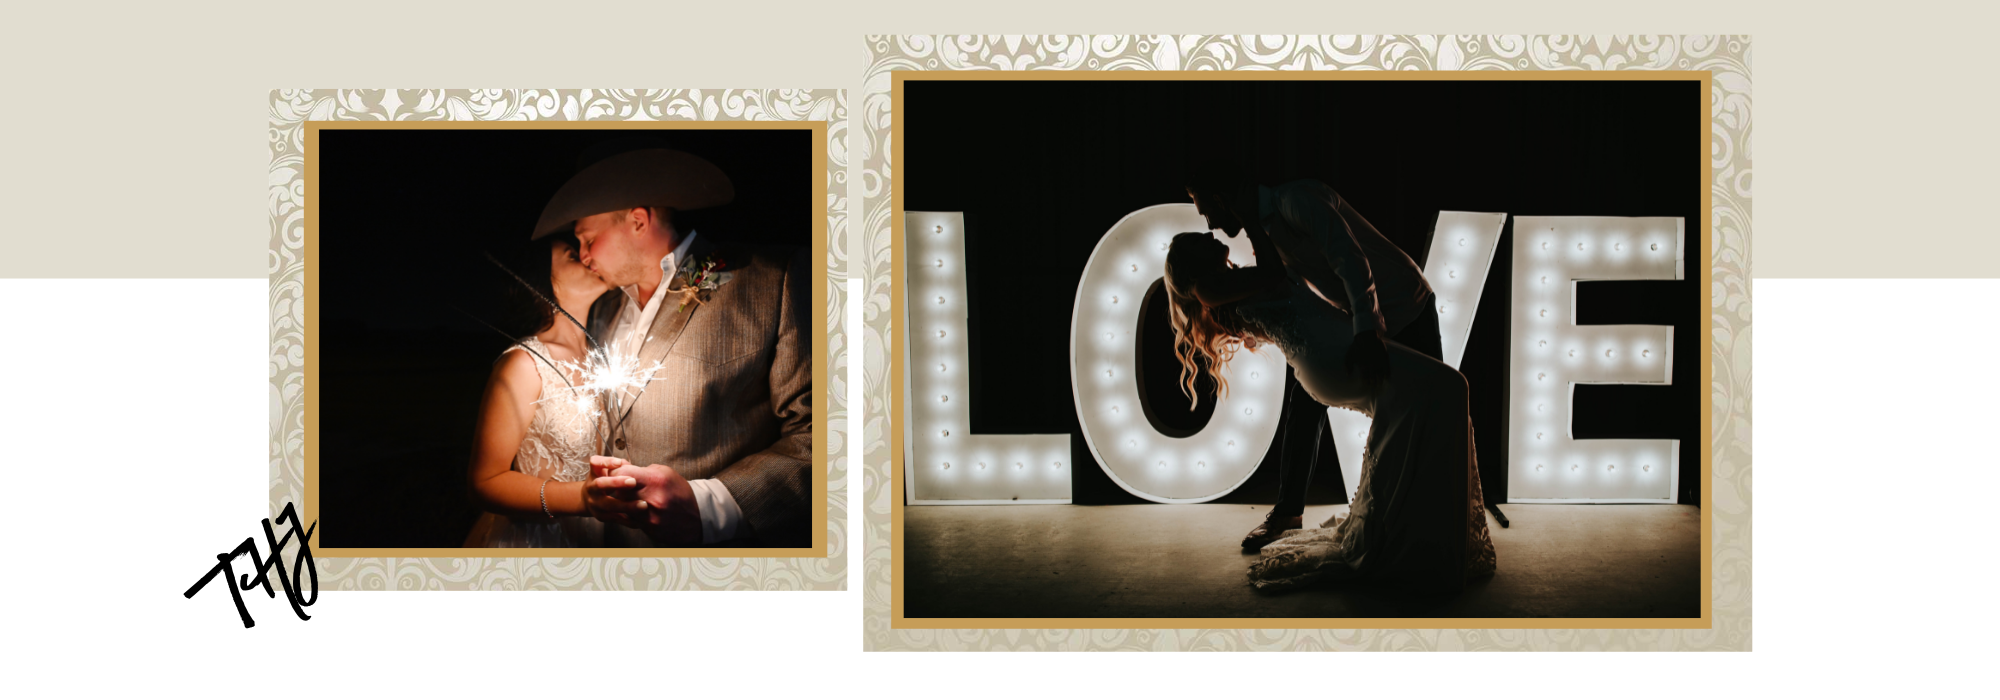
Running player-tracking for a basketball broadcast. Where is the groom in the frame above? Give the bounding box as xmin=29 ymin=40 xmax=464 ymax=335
xmin=1184 ymin=161 xmax=1443 ymax=551
xmin=533 ymin=148 xmax=812 ymax=548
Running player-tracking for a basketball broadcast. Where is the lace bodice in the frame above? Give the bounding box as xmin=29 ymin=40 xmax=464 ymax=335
xmin=510 ymin=337 xmax=596 ymax=484
xmin=1228 ymin=284 xmax=1315 ymax=361
xmin=461 ymin=337 xmax=605 ymax=548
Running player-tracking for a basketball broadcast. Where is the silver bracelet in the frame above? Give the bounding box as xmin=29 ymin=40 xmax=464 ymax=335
xmin=540 ymin=475 xmax=557 ymax=520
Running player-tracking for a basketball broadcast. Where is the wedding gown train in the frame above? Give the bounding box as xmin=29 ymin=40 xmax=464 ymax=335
xmin=462 ymin=337 xmax=605 ymax=548
xmin=1230 ymin=281 xmax=1497 ymax=591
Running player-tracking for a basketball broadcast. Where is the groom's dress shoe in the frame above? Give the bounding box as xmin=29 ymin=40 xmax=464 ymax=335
xmin=1241 ymin=513 xmax=1304 ymax=551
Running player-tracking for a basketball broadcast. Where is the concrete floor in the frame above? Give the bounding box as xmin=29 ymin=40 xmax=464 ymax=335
xmin=904 ymin=503 xmax=1701 ymax=619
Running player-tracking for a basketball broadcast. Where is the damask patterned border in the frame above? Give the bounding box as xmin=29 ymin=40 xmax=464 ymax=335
xmin=860 ymin=36 xmax=1751 ymax=649
xmin=269 ymin=89 xmax=848 ymax=590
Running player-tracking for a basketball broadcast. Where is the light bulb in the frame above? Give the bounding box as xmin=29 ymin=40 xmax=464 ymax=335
xmin=1160 ymin=242 xmax=1168 ymax=251
xmin=938 ymin=363 xmax=946 ymax=372
xmin=1228 ymin=440 xmax=1236 ymax=447
xmin=1606 ymin=349 xmax=1615 ymax=358
xmin=1577 ymin=242 xmax=1584 ymax=251
xmin=1571 ymin=464 xmax=1579 ymax=472
xmin=1105 ymin=332 xmax=1114 ymax=341
xmin=1535 ymin=464 xmax=1543 ymax=472
xmin=1111 ymin=295 xmax=1118 ymax=304
xmin=1642 ymin=349 xmax=1651 ymax=358
xmin=937 ymin=330 xmax=946 ymax=338
xmin=1055 ymin=462 xmax=1064 ymax=469
xmin=1643 ymin=464 xmax=1651 ymax=472
xmin=978 ymin=462 xmax=986 ymax=470
xmin=1540 ymin=309 xmax=1547 ymax=317
xmin=1157 ymin=460 xmax=1166 ymax=468
xmin=1536 ymin=403 xmax=1545 ymax=413
xmin=1615 ymin=242 xmax=1623 ymax=251
xmin=1016 ymin=462 xmax=1023 ymax=470
xmin=940 ymin=429 xmax=949 ymax=437
xmin=1458 ymin=238 xmax=1467 ymax=247
xmin=934 ymin=259 xmax=943 ymax=268
xmin=1540 ymin=276 xmax=1548 ymax=285
xmin=1537 ymin=373 xmax=1545 ymax=381
xmin=939 ymin=394 xmax=948 ymax=403
xmin=1650 ymin=243 xmax=1659 ymax=251
xmin=1111 ymin=405 xmax=1119 ymax=413
xmin=1449 ymin=269 xmax=1456 ymax=279
xmin=1128 ymin=440 xmax=1136 ymax=448
xmin=1244 ymin=408 xmax=1254 ymax=416
xmin=1607 ymin=464 xmax=1616 ymax=471
xmin=1105 ymin=369 xmax=1113 ymax=378
xmin=934 ymin=225 xmax=942 ymax=234
xmin=935 ymin=296 xmax=944 ymax=305
xmin=942 ymin=462 xmax=951 ymax=470
xmin=1130 ymin=264 xmax=1138 ymax=272
xmin=1538 ymin=340 xmax=1547 ymax=348
xmin=1197 ymin=461 xmax=1206 ymax=469
xmin=1536 ymin=432 xmax=1543 ymax=440
xmin=1568 ymin=349 xmax=1576 ymax=357
xmin=1541 ymin=241 xmax=1550 ymax=250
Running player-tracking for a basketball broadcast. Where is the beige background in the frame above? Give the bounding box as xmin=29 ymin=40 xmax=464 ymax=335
xmin=1 ymin=2 xmax=1997 ymax=279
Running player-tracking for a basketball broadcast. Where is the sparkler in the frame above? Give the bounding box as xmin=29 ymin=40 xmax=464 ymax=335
xmin=474 ymin=253 xmax=667 ymax=456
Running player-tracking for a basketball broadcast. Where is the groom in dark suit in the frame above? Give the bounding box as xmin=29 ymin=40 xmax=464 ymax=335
xmin=1185 ymin=161 xmax=1442 ymax=551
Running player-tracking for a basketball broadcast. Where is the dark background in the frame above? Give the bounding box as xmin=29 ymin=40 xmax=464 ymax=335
xmin=318 ymin=128 xmax=811 ymax=547
xmin=904 ymin=79 xmax=1702 ymax=507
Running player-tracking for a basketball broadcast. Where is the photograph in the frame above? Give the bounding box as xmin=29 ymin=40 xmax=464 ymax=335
xmin=894 ymin=75 xmax=1706 ymax=621
xmin=312 ymin=125 xmax=820 ymax=551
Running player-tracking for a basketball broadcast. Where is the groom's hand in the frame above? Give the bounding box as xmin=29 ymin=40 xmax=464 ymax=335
xmin=582 ymin=456 xmax=648 ymax=526
xmin=611 ymin=463 xmax=703 ymax=546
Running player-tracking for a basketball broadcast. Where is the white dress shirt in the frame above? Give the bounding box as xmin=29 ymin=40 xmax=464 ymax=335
xmin=605 ymin=231 xmax=745 ymax=544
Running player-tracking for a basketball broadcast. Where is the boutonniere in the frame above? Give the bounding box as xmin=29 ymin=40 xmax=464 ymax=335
xmin=669 ymin=255 xmax=734 ymax=313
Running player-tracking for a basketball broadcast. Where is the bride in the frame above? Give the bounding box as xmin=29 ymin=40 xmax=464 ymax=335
xmin=461 ymin=233 xmax=636 ymax=548
xmin=1162 ymin=230 xmax=1496 ymax=592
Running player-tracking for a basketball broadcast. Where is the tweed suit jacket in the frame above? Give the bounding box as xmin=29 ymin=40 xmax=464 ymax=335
xmin=586 ymin=236 xmax=812 ymax=547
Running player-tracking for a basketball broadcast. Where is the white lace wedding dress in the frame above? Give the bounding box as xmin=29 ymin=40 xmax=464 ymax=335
xmin=461 ymin=338 xmax=605 ymax=548
xmin=1229 ymin=280 xmax=1497 ymax=592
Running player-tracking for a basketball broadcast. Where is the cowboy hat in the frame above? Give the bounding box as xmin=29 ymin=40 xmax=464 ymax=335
xmin=531 ymin=148 xmax=734 ymax=239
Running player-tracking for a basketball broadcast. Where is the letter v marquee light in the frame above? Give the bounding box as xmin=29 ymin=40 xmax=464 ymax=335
xmin=1321 ymin=212 xmax=1508 ymax=506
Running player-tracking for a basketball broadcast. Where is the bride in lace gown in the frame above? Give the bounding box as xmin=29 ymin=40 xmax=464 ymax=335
xmin=1163 ymin=231 xmax=1496 ymax=592
xmin=462 ymin=234 xmax=615 ymax=548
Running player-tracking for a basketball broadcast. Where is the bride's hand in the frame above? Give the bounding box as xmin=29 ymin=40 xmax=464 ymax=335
xmin=582 ymin=455 xmax=648 ymax=525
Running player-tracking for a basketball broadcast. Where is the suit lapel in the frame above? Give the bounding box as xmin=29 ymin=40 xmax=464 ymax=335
xmin=612 ymin=237 xmax=720 ymax=429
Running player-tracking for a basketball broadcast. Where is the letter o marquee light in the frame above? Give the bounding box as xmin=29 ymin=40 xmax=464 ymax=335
xmin=1069 ymin=204 xmax=1287 ymax=503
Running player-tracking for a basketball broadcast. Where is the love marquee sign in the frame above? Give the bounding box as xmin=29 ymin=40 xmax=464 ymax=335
xmin=902 ymin=206 xmax=1683 ymax=505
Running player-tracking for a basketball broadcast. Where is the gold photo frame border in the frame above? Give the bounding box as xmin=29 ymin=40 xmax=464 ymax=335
xmin=860 ymin=36 xmax=1751 ymax=649
xmin=269 ymin=89 xmax=848 ymax=590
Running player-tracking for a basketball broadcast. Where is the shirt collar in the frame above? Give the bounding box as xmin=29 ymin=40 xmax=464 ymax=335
xmin=620 ymin=230 xmax=699 ymax=308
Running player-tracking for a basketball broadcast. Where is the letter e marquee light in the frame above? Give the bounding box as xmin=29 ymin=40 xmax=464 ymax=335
xmin=1508 ymin=216 xmax=1683 ymax=503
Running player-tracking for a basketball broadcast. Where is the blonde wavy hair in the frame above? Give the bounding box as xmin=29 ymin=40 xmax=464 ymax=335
xmin=1162 ymin=231 xmax=1257 ymax=411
